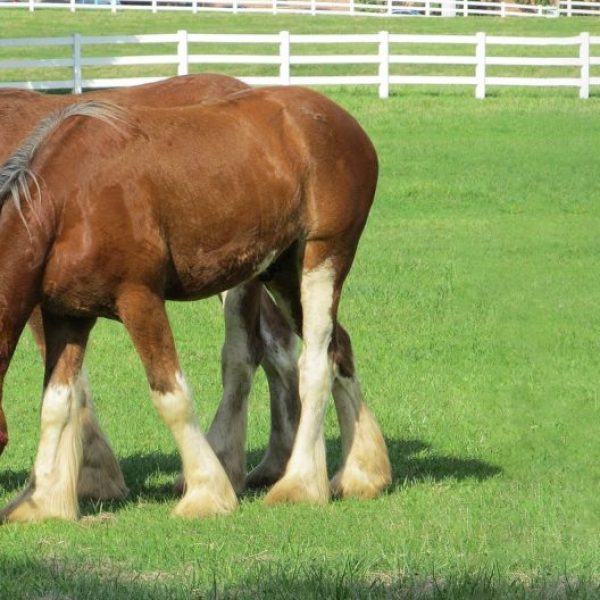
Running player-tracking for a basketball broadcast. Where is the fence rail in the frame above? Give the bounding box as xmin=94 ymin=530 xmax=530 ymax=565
xmin=0 ymin=0 xmax=598 ymax=17
xmin=1 ymin=31 xmax=599 ymax=98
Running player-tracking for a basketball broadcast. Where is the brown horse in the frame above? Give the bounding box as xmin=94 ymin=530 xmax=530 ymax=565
xmin=0 ymin=76 xmax=301 ymax=499
xmin=0 ymin=85 xmax=391 ymax=523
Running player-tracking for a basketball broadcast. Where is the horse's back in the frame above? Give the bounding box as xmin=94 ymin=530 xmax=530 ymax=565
xmin=34 ymin=87 xmax=376 ymax=310
xmin=85 ymin=74 xmax=248 ymax=108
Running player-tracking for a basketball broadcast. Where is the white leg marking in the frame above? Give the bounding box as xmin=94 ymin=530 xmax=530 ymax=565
xmin=2 ymin=382 xmax=84 ymax=522
xmin=331 ymin=372 xmax=391 ymax=499
xmin=265 ymin=262 xmax=335 ymax=505
xmin=153 ymin=372 xmax=238 ymax=517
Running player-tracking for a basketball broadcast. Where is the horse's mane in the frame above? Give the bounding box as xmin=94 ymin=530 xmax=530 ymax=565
xmin=0 ymin=100 xmax=127 ymax=222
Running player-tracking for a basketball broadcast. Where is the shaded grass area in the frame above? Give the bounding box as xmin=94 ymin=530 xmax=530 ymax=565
xmin=3 ymin=555 xmax=600 ymax=599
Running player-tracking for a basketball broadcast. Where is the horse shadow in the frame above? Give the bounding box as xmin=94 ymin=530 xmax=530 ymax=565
xmin=0 ymin=437 xmax=501 ymax=513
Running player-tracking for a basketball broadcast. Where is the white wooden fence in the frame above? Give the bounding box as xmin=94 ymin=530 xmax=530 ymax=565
xmin=1 ymin=0 xmax=600 ymax=17
xmin=0 ymin=31 xmax=598 ymax=98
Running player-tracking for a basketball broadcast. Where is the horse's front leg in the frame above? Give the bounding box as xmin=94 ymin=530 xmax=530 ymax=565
xmin=1 ymin=314 xmax=95 ymax=523
xmin=118 ymin=288 xmax=238 ymax=518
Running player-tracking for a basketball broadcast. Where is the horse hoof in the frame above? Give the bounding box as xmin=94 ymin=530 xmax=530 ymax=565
xmin=264 ymin=475 xmax=329 ymax=506
xmin=172 ymin=486 xmax=238 ymax=518
xmin=1 ymin=494 xmax=77 ymax=524
xmin=330 ymin=465 xmax=391 ymax=500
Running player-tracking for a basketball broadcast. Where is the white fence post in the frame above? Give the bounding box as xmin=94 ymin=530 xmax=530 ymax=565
xmin=378 ymin=30 xmax=390 ymax=99
xmin=310 ymin=0 xmax=316 ymax=15
xmin=70 ymin=0 xmax=76 ymax=12
xmin=425 ymin=0 xmax=431 ymax=15
xmin=272 ymin=0 xmax=277 ymax=14
xmin=177 ymin=30 xmax=189 ymax=76
xmin=580 ymin=32 xmax=590 ymax=99
xmin=475 ymin=31 xmax=486 ymax=99
xmin=192 ymin=0 xmax=198 ymax=14
xmin=28 ymin=0 xmax=34 ymax=12
xmin=500 ymin=1 xmax=506 ymax=17
xmin=72 ymin=33 xmax=82 ymax=94
xmin=386 ymin=0 xmax=392 ymax=16
xmin=567 ymin=0 xmax=572 ymax=16
xmin=111 ymin=0 xmax=117 ymax=12
xmin=152 ymin=0 xmax=158 ymax=12
xmin=279 ymin=30 xmax=291 ymax=86
xmin=233 ymin=0 xmax=238 ymax=14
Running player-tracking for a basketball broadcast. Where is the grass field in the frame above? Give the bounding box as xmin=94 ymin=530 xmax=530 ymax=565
xmin=2 ymin=10 xmax=600 ymax=599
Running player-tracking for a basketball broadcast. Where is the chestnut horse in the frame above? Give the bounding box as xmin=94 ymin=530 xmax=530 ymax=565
xmin=0 ymin=76 xmax=301 ymax=499
xmin=0 ymin=86 xmax=391 ymax=522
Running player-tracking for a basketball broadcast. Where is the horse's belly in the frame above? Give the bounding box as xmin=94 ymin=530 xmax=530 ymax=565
xmin=165 ymin=243 xmax=282 ymax=301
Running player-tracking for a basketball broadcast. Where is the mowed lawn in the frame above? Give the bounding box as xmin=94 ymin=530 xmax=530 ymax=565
xmin=1 ymin=10 xmax=600 ymax=599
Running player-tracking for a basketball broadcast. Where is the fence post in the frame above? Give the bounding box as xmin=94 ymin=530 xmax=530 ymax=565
xmin=500 ymin=1 xmax=506 ymax=17
xmin=463 ymin=0 xmax=468 ymax=16
xmin=310 ymin=0 xmax=316 ymax=15
xmin=386 ymin=0 xmax=392 ymax=16
xmin=192 ymin=0 xmax=198 ymax=14
xmin=279 ymin=31 xmax=291 ymax=86
xmin=233 ymin=0 xmax=238 ymax=14
xmin=580 ymin=32 xmax=590 ymax=99
xmin=72 ymin=33 xmax=82 ymax=94
xmin=70 ymin=0 xmax=76 ymax=12
xmin=378 ymin=30 xmax=390 ymax=99
xmin=152 ymin=0 xmax=157 ymax=12
xmin=475 ymin=31 xmax=486 ymax=99
xmin=28 ymin=0 xmax=34 ymax=12
xmin=566 ymin=0 xmax=572 ymax=16
xmin=425 ymin=0 xmax=430 ymax=16
xmin=272 ymin=0 xmax=277 ymax=14
xmin=177 ymin=30 xmax=189 ymax=76
xmin=111 ymin=0 xmax=117 ymax=12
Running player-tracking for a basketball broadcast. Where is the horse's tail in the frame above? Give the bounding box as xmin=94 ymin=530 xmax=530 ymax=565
xmin=0 ymin=100 xmax=127 ymax=222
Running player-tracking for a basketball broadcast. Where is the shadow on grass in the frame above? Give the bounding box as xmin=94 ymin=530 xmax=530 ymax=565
xmin=0 ymin=555 xmax=595 ymax=600
xmin=0 ymin=468 xmax=29 ymax=494
xmin=385 ymin=438 xmax=502 ymax=489
xmin=1 ymin=437 xmax=501 ymax=512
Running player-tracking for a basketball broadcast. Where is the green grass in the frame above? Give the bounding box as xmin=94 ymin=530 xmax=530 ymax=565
xmin=3 ymin=10 xmax=600 ymax=599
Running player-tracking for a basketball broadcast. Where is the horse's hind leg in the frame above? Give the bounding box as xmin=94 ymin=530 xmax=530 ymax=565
xmin=29 ymin=305 xmax=127 ymax=501
xmin=0 ymin=314 xmax=94 ymax=523
xmin=174 ymin=280 xmax=299 ymax=496
xmin=205 ymin=281 xmax=263 ymax=494
xmin=245 ymin=287 xmax=300 ymax=489
xmin=330 ymin=324 xmax=391 ymax=499
xmin=118 ymin=288 xmax=237 ymax=517
xmin=264 ymin=244 xmax=336 ymax=505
